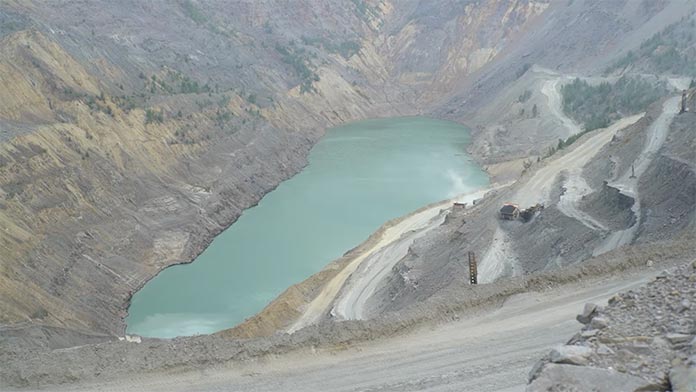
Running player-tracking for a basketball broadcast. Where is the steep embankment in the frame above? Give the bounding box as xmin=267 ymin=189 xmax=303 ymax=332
xmin=528 ymin=262 xmax=696 ymax=391
xmin=284 ymin=80 xmax=689 ymax=332
xmin=0 ymin=29 xmax=317 ymax=339
xmin=217 ymin=1 xmax=696 ymax=338
xmin=4 ymin=237 xmax=692 ymax=390
xmin=527 ymin=88 xmax=696 ymax=392
xmin=0 ymin=0 xmax=550 ymax=344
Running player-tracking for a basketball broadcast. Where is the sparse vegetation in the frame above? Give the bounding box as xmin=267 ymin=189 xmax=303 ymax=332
xmin=145 ymin=71 xmax=212 ymax=96
xmin=215 ymin=110 xmax=234 ymax=127
xmin=351 ymin=0 xmax=373 ymax=22
xmin=145 ymin=109 xmax=164 ymax=124
xmin=562 ymin=76 xmax=667 ymax=133
xmin=179 ymin=76 xmax=210 ymax=94
xmin=606 ymin=17 xmax=696 ymax=76
xmin=275 ymin=43 xmax=320 ymax=94
xmin=114 ymin=95 xmax=137 ymax=113
xmin=171 ymin=126 xmax=201 ymax=145
xmin=301 ymin=36 xmax=361 ymax=59
xmin=84 ymin=94 xmax=115 ymax=116
xmin=30 ymin=307 xmax=48 ymax=320
xmin=217 ymin=95 xmax=230 ymax=108
xmin=550 ymin=76 xmax=668 ymax=154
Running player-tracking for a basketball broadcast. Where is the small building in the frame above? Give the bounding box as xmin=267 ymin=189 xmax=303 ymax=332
xmin=453 ymin=202 xmax=467 ymax=211
xmin=499 ymin=203 xmax=520 ymax=220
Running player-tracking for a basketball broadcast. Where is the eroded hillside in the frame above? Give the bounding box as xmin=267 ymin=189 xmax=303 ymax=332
xmin=2 ymin=1 xmax=696 ymax=390
xmin=0 ymin=0 xmax=550 ymax=342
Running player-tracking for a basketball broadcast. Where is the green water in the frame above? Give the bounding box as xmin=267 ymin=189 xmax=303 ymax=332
xmin=126 ymin=117 xmax=488 ymax=338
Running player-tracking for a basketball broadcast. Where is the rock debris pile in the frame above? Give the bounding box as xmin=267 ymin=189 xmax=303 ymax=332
xmin=528 ymin=261 xmax=696 ymax=391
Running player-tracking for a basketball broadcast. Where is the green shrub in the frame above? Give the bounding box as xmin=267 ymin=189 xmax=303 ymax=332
xmin=275 ymin=43 xmax=320 ymax=94
xmin=562 ymin=76 xmax=666 ymax=132
xmin=145 ymin=109 xmax=164 ymax=124
xmin=555 ymin=76 xmax=667 ymax=151
xmin=606 ymin=17 xmax=696 ymax=76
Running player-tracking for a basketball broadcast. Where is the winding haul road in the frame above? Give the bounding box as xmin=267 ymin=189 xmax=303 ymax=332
xmin=331 ymin=209 xmax=448 ymax=321
xmin=514 ymin=114 xmax=644 ymax=208
xmin=479 ymin=113 xmax=643 ymax=283
xmin=593 ymin=96 xmax=680 ymax=256
xmin=49 ymin=270 xmax=657 ymax=392
xmin=294 ymin=76 xmax=658 ymax=327
xmin=24 ymin=78 xmax=681 ymax=392
xmin=288 ymin=187 xmax=499 ymax=331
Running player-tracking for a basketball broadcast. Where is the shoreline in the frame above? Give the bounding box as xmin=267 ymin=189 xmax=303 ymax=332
xmin=222 ymin=182 xmax=508 ymax=338
xmin=122 ymin=116 xmax=495 ymax=340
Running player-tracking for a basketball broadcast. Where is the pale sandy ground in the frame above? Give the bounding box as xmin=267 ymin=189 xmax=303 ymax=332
xmin=289 ymin=186 xmax=507 ymax=331
xmin=35 ymin=269 xmax=660 ymax=392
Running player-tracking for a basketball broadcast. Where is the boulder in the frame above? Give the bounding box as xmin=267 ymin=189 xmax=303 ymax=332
xmin=527 ymin=364 xmax=658 ymax=392
xmin=581 ymin=329 xmax=598 ymax=338
xmin=549 ymin=345 xmax=593 ymax=366
xmin=590 ymin=317 xmax=609 ymax=330
xmin=666 ymin=333 xmax=692 ymax=345
xmin=596 ymin=344 xmax=614 ymax=355
xmin=576 ymin=303 xmax=598 ymax=325
xmin=669 ymin=364 xmax=696 ymax=392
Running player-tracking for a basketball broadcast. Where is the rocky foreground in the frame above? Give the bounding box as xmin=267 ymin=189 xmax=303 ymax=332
xmin=528 ymin=261 xmax=696 ymax=391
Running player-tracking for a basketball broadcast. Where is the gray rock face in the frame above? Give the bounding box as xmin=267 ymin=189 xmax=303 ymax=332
xmin=590 ymin=317 xmax=609 ymax=330
xmin=529 ymin=261 xmax=696 ymax=389
xmin=527 ymin=364 xmax=656 ymax=392
xmin=669 ymin=364 xmax=696 ymax=392
xmin=577 ymin=302 xmax=598 ymax=325
xmin=666 ymin=333 xmax=693 ymax=345
xmin=549 ymin=345 xmax=593 ymax=366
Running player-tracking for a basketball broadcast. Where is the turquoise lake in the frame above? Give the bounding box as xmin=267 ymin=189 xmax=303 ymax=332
xmin=126 ymin=117 xmax=488 ymax=338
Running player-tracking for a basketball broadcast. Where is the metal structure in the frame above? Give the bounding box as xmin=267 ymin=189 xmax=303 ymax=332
xmin=468 ymin=251 xmax=478 ymax=285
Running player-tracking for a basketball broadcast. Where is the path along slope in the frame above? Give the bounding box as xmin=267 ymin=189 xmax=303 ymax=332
xmin=33 ymin=269 xmax=661 ymax=392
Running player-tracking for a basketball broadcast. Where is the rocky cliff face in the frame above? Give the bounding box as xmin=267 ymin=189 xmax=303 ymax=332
xmin=0 ymin=0 xmax=549 ymax=342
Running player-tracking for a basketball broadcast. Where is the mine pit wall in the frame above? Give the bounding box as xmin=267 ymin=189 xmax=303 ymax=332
xmin=360 ymin=96 xmax=695 ymax=319
xmin=636 ymin=109 xmax=696 ymax=243
xmin=0 ymin=28 xmax=409 ymax=346
xmin=0 ymin=0 xmax=691 ymax=350
xmin=579 ymin=183 xmax=636 ymax=231
xmin=0 ymin=0 xmax=560 ymax=347
xmin=0 ymin=104 xmax=319 ymax=345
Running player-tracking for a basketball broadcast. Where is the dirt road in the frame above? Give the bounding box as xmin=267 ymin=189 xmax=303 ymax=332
xmin=593 ymin=96 xmax=680 ymax=256
xmin=513 ymin=114 xmax=643 ymax=208
xmin=540 ymin=78 xmax=582 ymax=140
xmin=43 ymin=270 xmax=657 ymax=392
xmin=288 ymin=187 xmax=499 ymax=331
xmin=331 ymin=209 xmax=448 ymax=320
